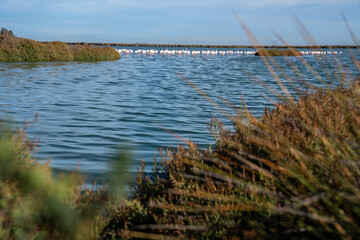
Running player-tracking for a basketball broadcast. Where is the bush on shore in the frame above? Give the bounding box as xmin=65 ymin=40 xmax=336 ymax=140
xmin=255 ymin=48 xmax=302 ymax=56
xmin=0 ymin=28 xmax=14 ymax=37
xmin=0 ymin=35 xmax=120 ymax=62
xmin=101 ymin=76 xmax=360 ymax=239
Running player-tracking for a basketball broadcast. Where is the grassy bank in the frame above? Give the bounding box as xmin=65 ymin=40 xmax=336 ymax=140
xmin=0 ymin=35 xmax=120 ymax=62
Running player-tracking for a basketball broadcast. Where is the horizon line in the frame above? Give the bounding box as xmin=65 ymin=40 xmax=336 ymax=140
xmin=60 ymin=42 xmax=360 ymax=49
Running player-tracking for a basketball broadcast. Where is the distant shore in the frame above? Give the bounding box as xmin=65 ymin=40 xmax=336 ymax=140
xmin=64 ymin=42 xmax=359 ymax=49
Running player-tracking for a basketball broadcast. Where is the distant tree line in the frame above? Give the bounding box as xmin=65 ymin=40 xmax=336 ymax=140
xmin=1 ymin=27 xmax=14 ymax=36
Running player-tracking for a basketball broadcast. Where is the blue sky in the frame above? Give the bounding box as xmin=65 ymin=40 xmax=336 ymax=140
xmin=1 ymin=0 xmax=359 ymax=45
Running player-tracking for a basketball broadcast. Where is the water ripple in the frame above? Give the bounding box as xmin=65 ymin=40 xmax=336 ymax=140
xmin=0 ymin=48 xmax=358 ymax=183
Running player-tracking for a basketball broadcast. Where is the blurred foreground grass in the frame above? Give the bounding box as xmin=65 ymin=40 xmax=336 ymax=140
xmin=0 ymin=124 xmax=110 ymax=239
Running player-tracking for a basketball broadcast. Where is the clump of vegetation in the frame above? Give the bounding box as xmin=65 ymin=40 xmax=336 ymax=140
xmin=255 ymin=48 xmax=302 ymax=56
xmin=0 ymin=122 xmax=108 ymax=239
xmin=0 ymin=28 xmax=14 ymax=36
xmin=0 ymin=35 xmax=120 ymax=62
xmin=100 ymin=75 xmax=360 ymax=239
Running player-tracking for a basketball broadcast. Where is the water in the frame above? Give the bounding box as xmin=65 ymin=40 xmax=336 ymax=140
xmin=0 ymin=47 xmax=358 ymax=183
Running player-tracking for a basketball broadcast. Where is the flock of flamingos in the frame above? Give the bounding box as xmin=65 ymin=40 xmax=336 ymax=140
xmin=116 ymin=48 xmax=343 ymax=57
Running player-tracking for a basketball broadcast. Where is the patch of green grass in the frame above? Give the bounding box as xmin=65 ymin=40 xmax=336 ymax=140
xmin=0 ymin=35 xmax=120 ymax=62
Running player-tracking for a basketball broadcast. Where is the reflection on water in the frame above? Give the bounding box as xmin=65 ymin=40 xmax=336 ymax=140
xmin=0 ymin=47 xmax=358 ymax=183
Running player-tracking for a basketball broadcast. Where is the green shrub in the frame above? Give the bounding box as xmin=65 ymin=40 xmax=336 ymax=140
xmin=0 ymin=124 xmax=108 ymax=239
xmin=0 ymin=28 xmax=14 ymax=36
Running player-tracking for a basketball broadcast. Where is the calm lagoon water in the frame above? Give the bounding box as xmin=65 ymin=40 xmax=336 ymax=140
xmin=0 ymin=47 xmax=358 ymax=182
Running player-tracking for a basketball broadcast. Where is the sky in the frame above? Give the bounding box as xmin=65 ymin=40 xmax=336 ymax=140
xmin=0 ymin=0 xmax=359 ymax=45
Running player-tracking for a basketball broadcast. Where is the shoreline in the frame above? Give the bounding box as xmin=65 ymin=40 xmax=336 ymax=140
xmin=63 ymin=42 xmax=359 ymax=49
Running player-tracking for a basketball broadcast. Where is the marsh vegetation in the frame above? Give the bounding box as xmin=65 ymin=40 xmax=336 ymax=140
xmin=0 ymin=35 xmax=120 ymax=62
